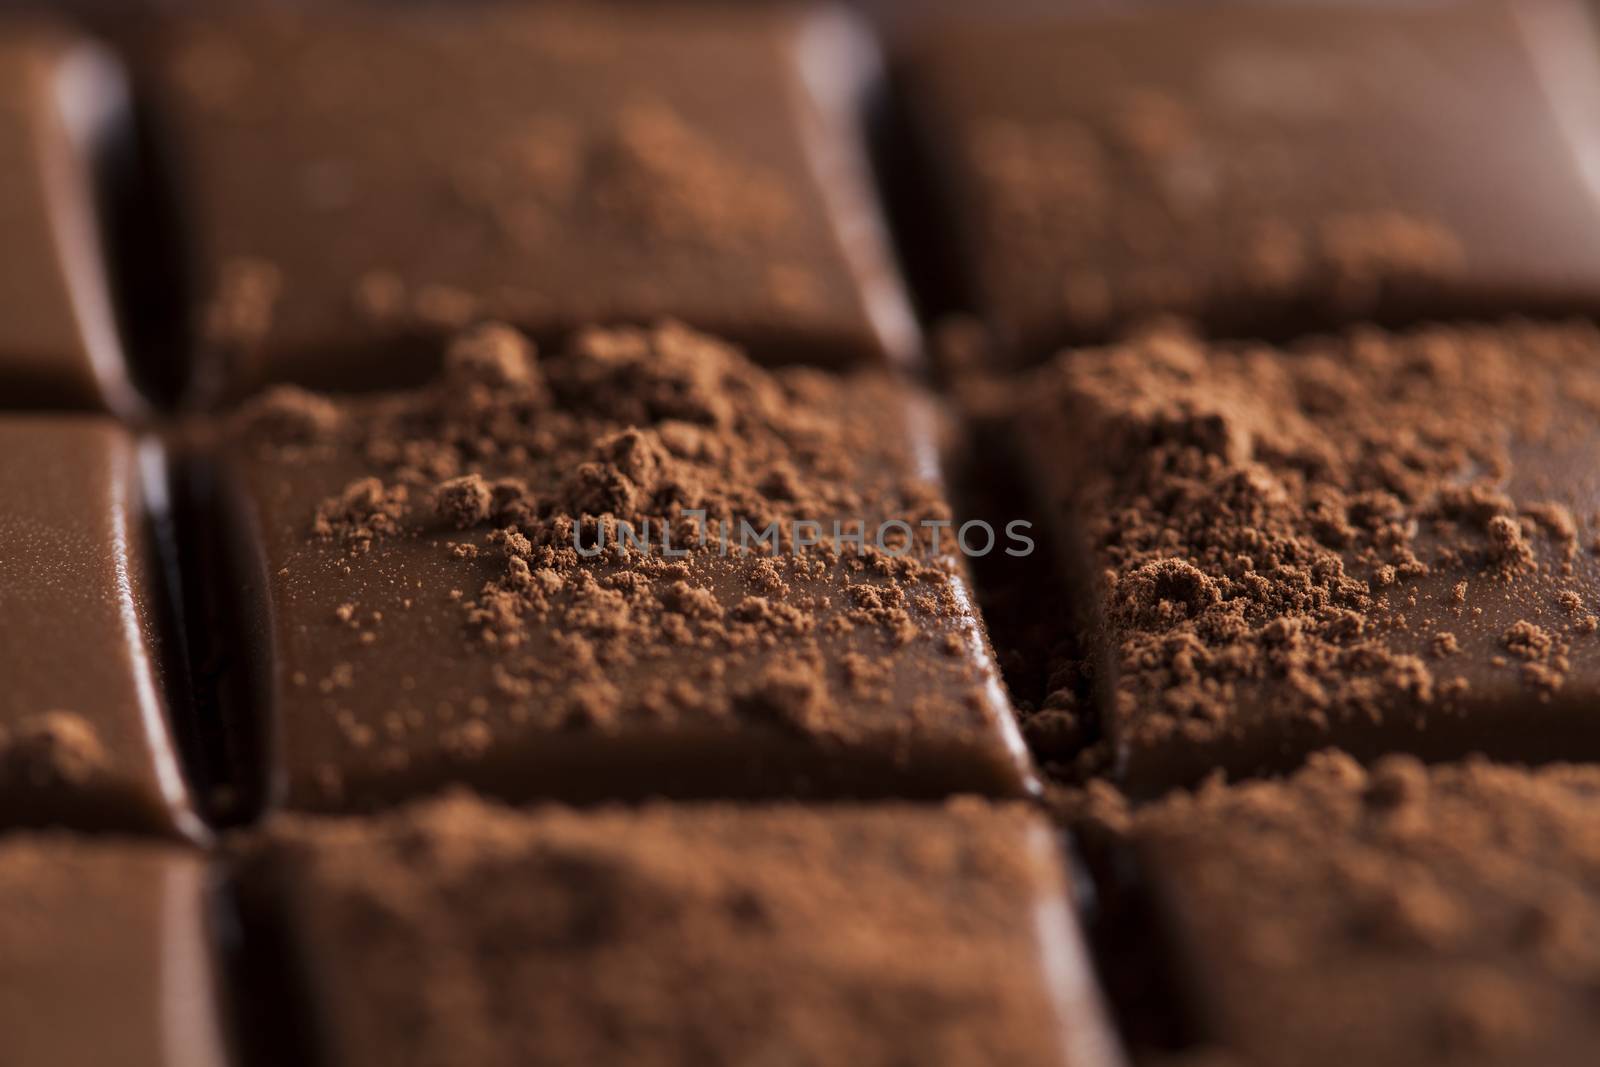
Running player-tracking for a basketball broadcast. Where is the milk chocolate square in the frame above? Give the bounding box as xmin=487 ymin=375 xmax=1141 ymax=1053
xmin=903 ymin=0 xmax=1600 ymax=363
xmin=137 ymin=4 xmax=916 ymax=399
xmin=1091 ymin=754 xmax=1600 ymax=1066
xmin=251 ymin=796 xmax=1113 ymax=1067
xmin=210 ymin=322 xmax=1032 ymax=811
xmin=1012 ymin=320 xmax=1600 ymax=792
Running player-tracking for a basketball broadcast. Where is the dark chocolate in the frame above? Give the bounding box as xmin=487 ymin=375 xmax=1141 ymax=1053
xmin=136 ymin=4 xmax=916 ymax=400
xmin=0 ymin=417 xmax=203 ymax=837
xmin=902 ymin=0 xmax=1600 ymax=363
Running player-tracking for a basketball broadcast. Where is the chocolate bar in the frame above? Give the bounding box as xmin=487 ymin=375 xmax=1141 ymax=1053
xmin=1011 ymin=319 xmax=1600 ymax=793
xmin=0 ymin=25 xmax=138 ymax=412
xmin=207 ymin=321 xmax=1032 ymax=812
xmin=901 ymin=0 xmax=1600 ymax=362
xmin=136 ymin=4 xmax=915 ymax=400
xmin=11 ymin=2 xmax=1600 ymax=1063
xmin=248 ymin=794 xmax=1116 ymax=1067
xmin=0 ymin=417 xmax=202 ymax=838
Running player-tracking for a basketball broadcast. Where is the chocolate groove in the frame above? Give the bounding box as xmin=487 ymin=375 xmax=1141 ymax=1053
xmin=135 ymin=435 xmax=215 ymax=836
xmin=1070 ymin=832 xmax=1207 ymax=1057
xmin=863 ymin=47 xmax=973 ymax=355
xmin=79 ymin=38 xmax=192 ymax=412
xmin=946 ymin=405 xmax=1101 ymax=775
xmin=211 ymin=859 xmax=325 ymax=1067
xmin=166 ymin=448 xmax=273 ymax=828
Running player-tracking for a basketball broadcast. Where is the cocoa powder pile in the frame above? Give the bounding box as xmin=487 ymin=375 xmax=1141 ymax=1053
xmin=1011 ymin=318 xmax=1600 ymax=791
xmin=222 ymin=320 xmax=1030 ymax=809
xmin=1077 ymin=754 xmax=1600 ymax=1067
xmin=248 ymin=793 xmax=1076 ymax=1067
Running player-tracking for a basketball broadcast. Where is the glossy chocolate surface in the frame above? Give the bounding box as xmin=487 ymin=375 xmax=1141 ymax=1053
xmin=9 ymin=3 xmax=1600 ymax=1064
xmin=0 ymin=26 xmax=137 ymax=411
xmin=903 ymin=0 xmax=1600 ymax=362
xmin=0 ymin=835 xmax=227 ymax=1067
xmin=138 ymin=4 xmax=915 ymax=400
xmin=0 ymin=418 xmax=201 ymax=837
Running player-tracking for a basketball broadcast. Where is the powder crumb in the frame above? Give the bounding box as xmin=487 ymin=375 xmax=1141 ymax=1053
xmin=203 ymin=255 xmax=281 ymax=349
xmin=434 ymin=474 xmax=493 ymax=529
xmin=1503 ymin=621 xmax=1554 ymax=662
xmin=0 ymin=712 xmax=110 ymax=788
xmin=313 ymin=478 xmax=409 ymax=550
xmin=242 ymin=386 xmax=343 ymax=444
xmin=1363 ymin=754 xmax=1429 ymax=812
xmin=445 ymin=321 xmax=540 ymax=391
xmin=1525 ymin=502 xmax=1579 ymax=557
xmin=733 ymin=663 xmax=829 ymax=736
xmin=1485 ymin=516 xmax=1535 ymax=574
